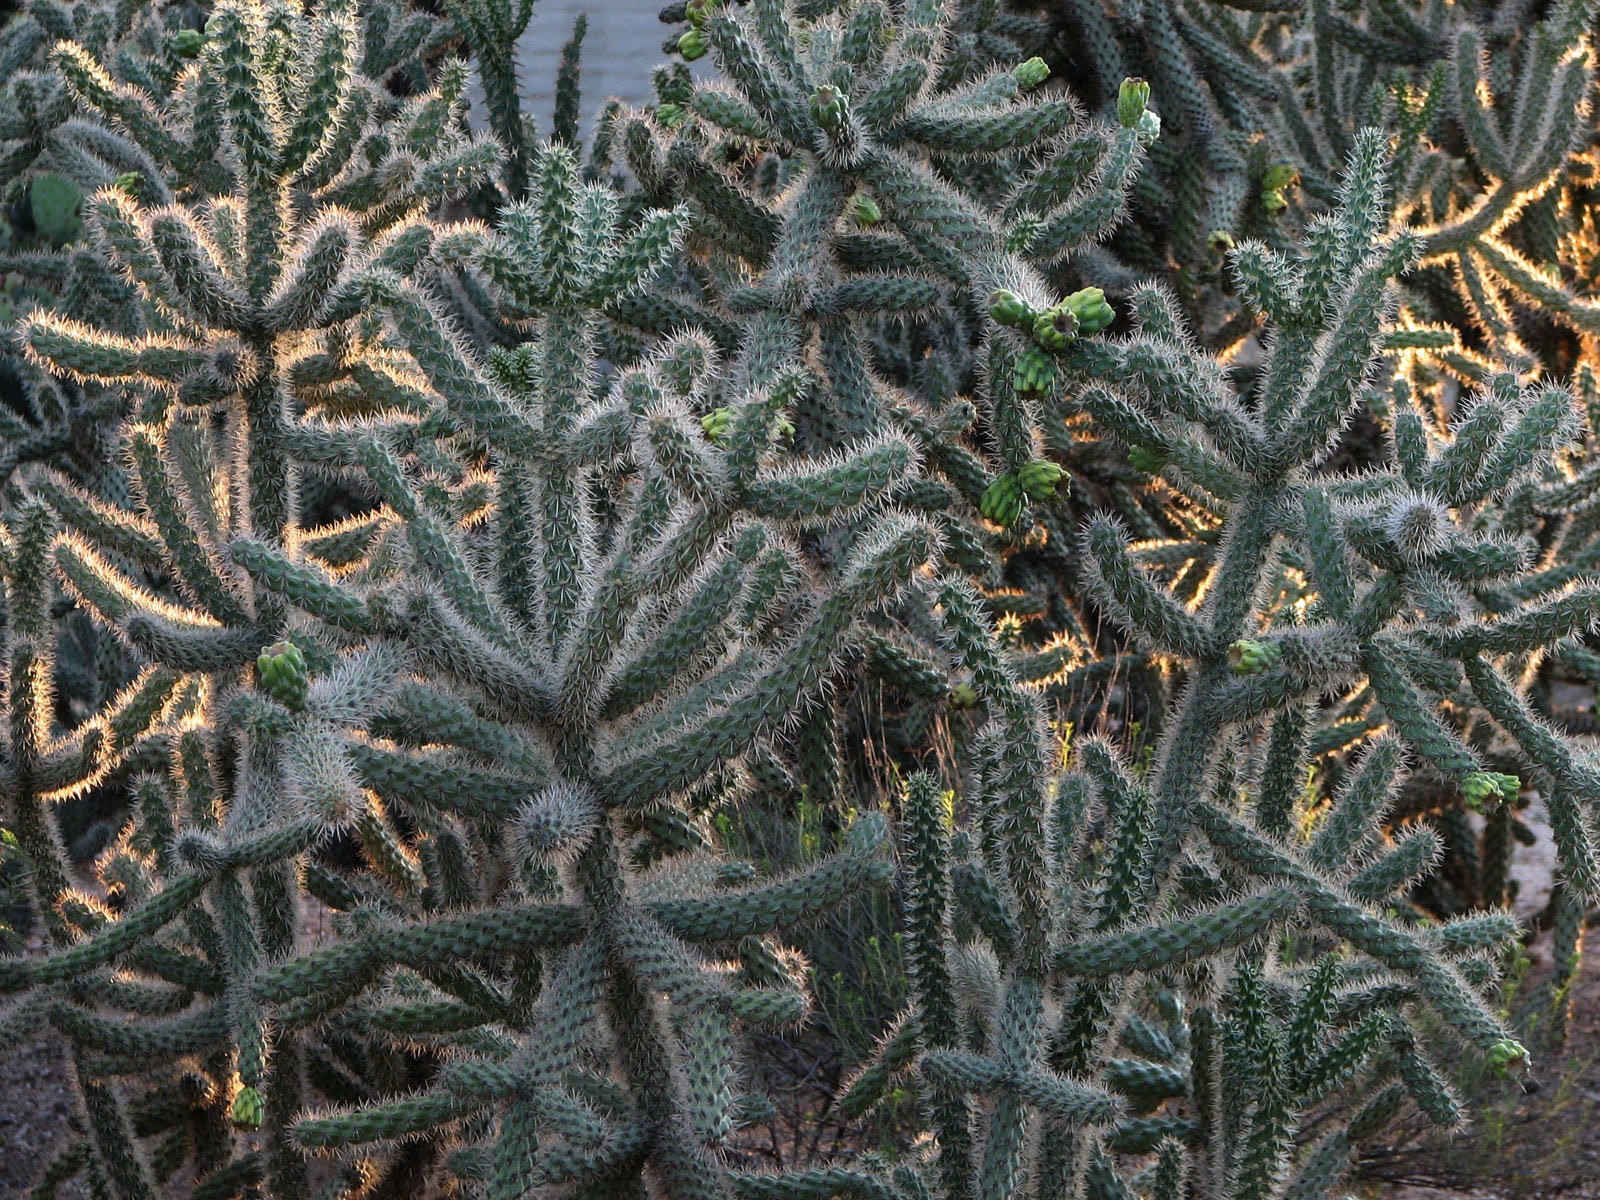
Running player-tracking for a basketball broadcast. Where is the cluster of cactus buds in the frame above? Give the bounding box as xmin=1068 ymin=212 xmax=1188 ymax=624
xmin=677 ymin=0 xmax=720 ymax=60
xmin=256 ymin=640 xmax=309 ymax=711
xmin=1463 ymin=771 xmax=1523 ymax=812
xmin=980 ymin=460 xmax=1067 ymax=526
xmin=1229 ymin=637 xmax=1283 ymax=675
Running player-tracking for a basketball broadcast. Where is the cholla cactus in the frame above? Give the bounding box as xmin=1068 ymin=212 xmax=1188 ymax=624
xmin=1 ymin=2 xmax=495 ymax=1195
xmin=811 ymin=129 xmax=1541 ymax=1200
xmin=617 ymin=0 xmax=1172 ymax=776
xmin=6 ymin=3 xmax=1598 ymax=1199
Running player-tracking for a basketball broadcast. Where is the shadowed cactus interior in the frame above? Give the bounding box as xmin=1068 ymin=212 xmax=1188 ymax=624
xmin=3 ymin=1 xmax=1600 ymax=1199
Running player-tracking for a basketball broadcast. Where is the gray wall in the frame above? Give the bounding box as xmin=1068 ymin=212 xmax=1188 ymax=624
xmin=486 ymin=0 xmax=708 ymax=140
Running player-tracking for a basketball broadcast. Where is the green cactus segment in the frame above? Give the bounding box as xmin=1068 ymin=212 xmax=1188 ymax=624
xmin=256 ymin=640 xmax=309 ymax=711
xmin=30 ymin=173 xmax=83 ymax=246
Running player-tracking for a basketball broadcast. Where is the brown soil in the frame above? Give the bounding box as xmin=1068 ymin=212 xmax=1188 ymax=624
xmin=0 ymin=1032 xmax=84 ymax=1200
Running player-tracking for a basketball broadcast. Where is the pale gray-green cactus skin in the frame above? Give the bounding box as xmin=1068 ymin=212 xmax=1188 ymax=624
xmin=6 ymin=2 xmax=1600 ymax=1200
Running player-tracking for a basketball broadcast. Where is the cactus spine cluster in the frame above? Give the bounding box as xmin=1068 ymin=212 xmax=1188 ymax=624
xmin=3 ymin=0 xmax=1600 ymax=1198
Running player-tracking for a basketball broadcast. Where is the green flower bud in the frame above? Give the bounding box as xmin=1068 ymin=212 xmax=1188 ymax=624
xmin=113 ymin=172 xmax=143 ymax=198
xmin=1487 ymin=1038 xmax=1530 ymax=1076
xmin=1117 ymin=78 xmax=1151 ymax=129
xmin=1014 ymin=57 xmax=1050 ymax=90
xmin=848 ymin=194 xmax=881 ymax=226
xmin=1016 ymin=459 xmax=1066 ymax=501
xmin=988 ymin=289 xmax=1035 ymax=329
xmin=1032 ymin=304 xmax=1079 ymax=351
xmin=1261 ymin=163 xmax=1300 ymax=191
xmin=949 ymin=683 xmax=979 ymax=708
xmin=1012 ymin=343 xmax=1057 ymax=396
xmin=257 ymin=640 xmax=309 ymax=711
xmin=656 ymin=102 xmax=686 ymax=128
xmin=685 ymin=0 xmax=718 ymax=23
xmin=1207 ymin=229 xmax=1236 ymax=254
xmin=1064 ymin=287 xmax=1114 ymax=335
xmin=678 ymin=27 xmax=708 ymax=61
xmin=1134 ymin=109 xmax=1160 ymax=146
xmin=1461 ymin=771 xmax=1520 ymax=812
xmin=1261 ymin=188 xmax=1288 ymax=213
xmin=1228 ymin=638 xmax=1282 ymax=675
xmin=1126 ymin=445 xmax=1169 ymax=475
xmin=230 ymin=1085 xmax=265 ymax=1130
xmin=700 ymin=407 xmax=735 ymax=443
xmin=980 ymin=473 xmax=1026 ymax=527
xmin=170 ymin=28 xmax=205 ymax=58
xmin=809 ymin=85 xmax=849 ymax=133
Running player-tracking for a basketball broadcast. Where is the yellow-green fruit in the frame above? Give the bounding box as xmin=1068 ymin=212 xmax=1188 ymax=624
xmin=988 ymin=289 xmax=1035 ymax=328
xmin=1016 ymin=459 xmax=1065 ymax=501
xmin=848 ymin=194 xmax=881 ymax=226
xmin=170 ymin=28 xmax=204 ymax=57
xmin=1014 ymin=57 xmax=1050 ymax=90
xmin=1032 ymin=304 xmax=1079 ymax=351
xmin=230 ymin=1085 xmax=265 ymax=1130
xmin=1013 ymin=343 xmax=1057 ymax=396
xmin=679 ymin=28 xmax=708 ymax=60
xmin=257 ymin=640 xmax=309 ymax=711
xmin=700 ymin=407 xmax=735 ymax=443
xmin=1461 ymin=771 xmax=1520 ymax=812
xmin=1126 ymin=445 xmax=1169 ymax=475
xmin=1487 ymin=1038 xmax=1531 ymax=1076
xmin=1261 ymin=163 xmax=1299 ymax=191
xmin=949 ymin=683 xmax=979 ymax=708
xmin=1064 ymin=287 xmax=1114 ymax=334
xmin=810 ymin=85 xmax=849 ymax=132
xmin=1227 ymin=638 xmax=1281 ymax=675
xmin=1117 ymin=77 xmax=1151 ymax=129
xmin=980 ymin=474 xmax=1025 ymax=526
